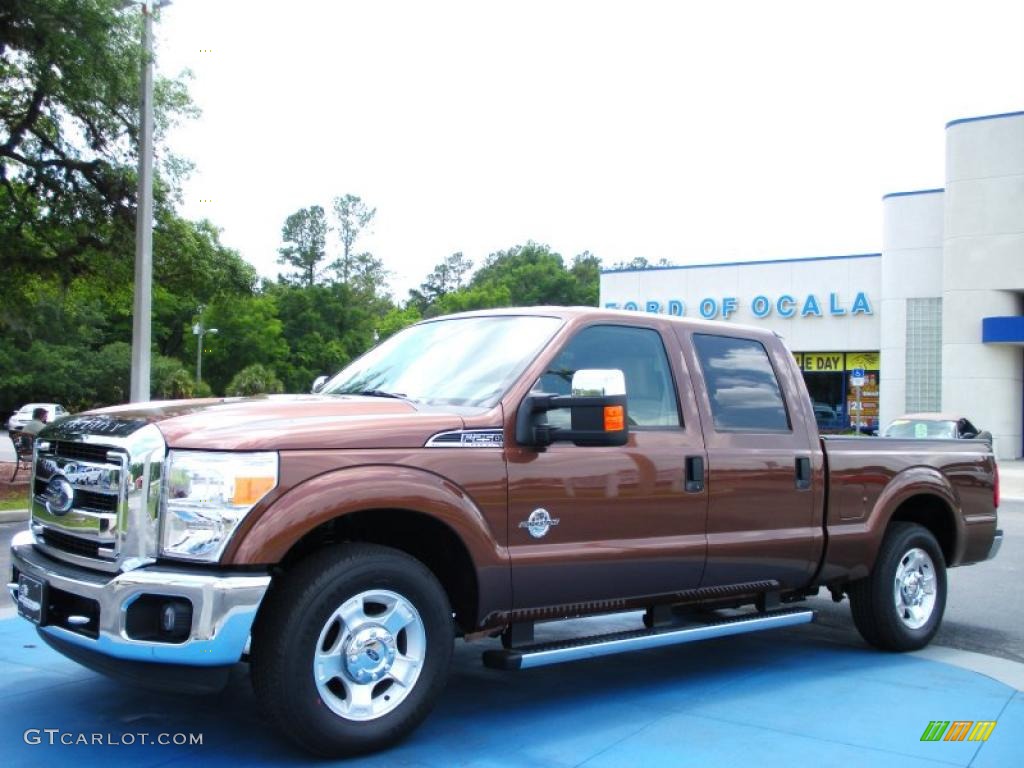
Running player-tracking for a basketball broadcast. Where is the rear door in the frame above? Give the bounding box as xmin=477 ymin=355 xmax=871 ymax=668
xmin=678 ymin=329 xmax=822 ymax=590
xmin=506 ymin=321 xmax=708 ymax=611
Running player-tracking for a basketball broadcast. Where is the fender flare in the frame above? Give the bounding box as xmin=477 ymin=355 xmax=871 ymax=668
xmin=227 ymin=466 xmax=509 ymax=603
xmin=863 ymin=465 xmax=965 ymax=570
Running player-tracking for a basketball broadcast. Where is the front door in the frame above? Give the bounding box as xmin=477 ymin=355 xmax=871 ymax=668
xmin=506 ymin=322 xmax=708 ymax=612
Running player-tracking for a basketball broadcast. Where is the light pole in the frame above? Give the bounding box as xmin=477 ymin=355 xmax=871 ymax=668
xmin=193 ymin=320 xmax=218 ymax=387
xmin=127 ymin=0 xmax=171 ymax=402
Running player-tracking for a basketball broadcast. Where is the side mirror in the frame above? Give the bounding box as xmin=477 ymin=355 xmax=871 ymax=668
xmin=311 ymin=375 xmax=329 ymax=394
xmin=975 ymin=430 xmax=993 ymax=446
xmin=516 ymin=368 xmax=629 ymax=448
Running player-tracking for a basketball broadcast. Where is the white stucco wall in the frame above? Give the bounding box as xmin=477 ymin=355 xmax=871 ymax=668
xmin=879 ymin=190 xmax=945 ymax=430
xmin=943 ymin=112 xmax=1024 ymax=459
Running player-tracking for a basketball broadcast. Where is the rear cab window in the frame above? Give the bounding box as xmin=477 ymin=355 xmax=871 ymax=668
xmin=691 ymin=334 xmax=791 ymax=432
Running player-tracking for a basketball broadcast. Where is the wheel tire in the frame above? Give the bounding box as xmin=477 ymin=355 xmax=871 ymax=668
xmin=251 ymin=543 xmax=454 ymax=756
xmin=848 ymin=522 xmax=947 ymax=651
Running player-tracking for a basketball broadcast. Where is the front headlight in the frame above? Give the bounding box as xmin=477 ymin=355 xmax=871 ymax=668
xmin=161 ymin=450 xmax=278 ymax=562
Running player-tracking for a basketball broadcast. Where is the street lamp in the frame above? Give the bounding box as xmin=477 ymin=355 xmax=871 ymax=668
xmin=193 ymin=320 xmax=218 ymax=386
xmin=126 ymin=0 xmax=172 ymax=402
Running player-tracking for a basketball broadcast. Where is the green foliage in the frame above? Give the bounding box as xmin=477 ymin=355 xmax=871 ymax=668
xmin=226 ymin=364 xmax=284 ymax=397
xmin=414 ymin=242 xmax=600 ymax=319
xmin=377 ymin=306 xmax=422 ymax=341
xmin=0 ymin=0 xmax=195 ymax=290
xmin=408 ymin=252 xmax=473 ymax=313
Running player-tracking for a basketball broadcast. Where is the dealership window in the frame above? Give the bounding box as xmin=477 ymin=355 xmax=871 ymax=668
xmin=906 ymin=297 xmax=942 ymax=412
xmin=794 ymin=352 xmax=880 ymax=432
xmin=693 ymin=334 xmax=790 ymax=432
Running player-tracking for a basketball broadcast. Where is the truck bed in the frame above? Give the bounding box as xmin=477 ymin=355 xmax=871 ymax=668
xmin=818 ymin=436 xmax=998 ymax=584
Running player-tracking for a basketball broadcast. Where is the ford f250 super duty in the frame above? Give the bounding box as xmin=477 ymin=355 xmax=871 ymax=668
xmin=9 ymin=308 xmax=1002 ymax=755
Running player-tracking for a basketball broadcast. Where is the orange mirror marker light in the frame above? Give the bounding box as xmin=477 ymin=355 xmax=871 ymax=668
xmin=604 ymin=405 xmax=625 ymax=431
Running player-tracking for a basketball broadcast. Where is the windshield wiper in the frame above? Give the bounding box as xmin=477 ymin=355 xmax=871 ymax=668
xmin=356 ymin=389 xmax=409 ymax=400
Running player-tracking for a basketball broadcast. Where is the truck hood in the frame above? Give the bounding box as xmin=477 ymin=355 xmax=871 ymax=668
xmin=74 ymin=395 xmax=466 ymax=451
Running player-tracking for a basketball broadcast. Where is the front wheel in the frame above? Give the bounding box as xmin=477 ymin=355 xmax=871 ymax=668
xmin=848 ymin=522 xmax=947 ymax=651
xmin=251 ymin=543 xmax=454 ymax=756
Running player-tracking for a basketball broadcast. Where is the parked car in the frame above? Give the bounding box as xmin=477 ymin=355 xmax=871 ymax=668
xmin=6 ymin=403 xmax=68 ymax=431
xmin=11 ymin=309 xmax=1001 ymax=756
xmin=883 ymin=413 xmax=991 ymax=444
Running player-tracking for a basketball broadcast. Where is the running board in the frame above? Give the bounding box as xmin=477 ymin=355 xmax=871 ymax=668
xmin=482 ymin=608 xmax=815 ymax=670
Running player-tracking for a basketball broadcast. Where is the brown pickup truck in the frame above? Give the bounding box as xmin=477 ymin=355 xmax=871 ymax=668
xmin=9 ymin=307 xmax=1002 ymax=755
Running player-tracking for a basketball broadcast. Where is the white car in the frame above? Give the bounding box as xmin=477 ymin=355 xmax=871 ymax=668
xmin=7 ymin=403 xmax=68 ymax=431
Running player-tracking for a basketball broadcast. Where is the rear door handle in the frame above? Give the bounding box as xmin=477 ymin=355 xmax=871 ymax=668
xmin=685 ymin=456 xmax=705 ymax=493
xmin=795 ymin=457 xmax=811 ymax=490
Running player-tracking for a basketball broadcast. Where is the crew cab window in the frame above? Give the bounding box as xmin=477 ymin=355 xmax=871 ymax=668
xmin=693 ymin=334 xmax=790 ymax=432
xmin=535 ymin=325 xmax=681 ymax=428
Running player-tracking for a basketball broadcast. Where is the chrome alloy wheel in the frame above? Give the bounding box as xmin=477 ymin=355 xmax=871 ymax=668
xmin=313 ymin=589 xmax=426 ymax=721
xmin=893 ymin=547 xmax=938 ymax=629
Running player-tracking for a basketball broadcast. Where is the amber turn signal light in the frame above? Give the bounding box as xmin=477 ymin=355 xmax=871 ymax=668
xmin=603 ymin=405 xmax=625 ymax=431
xmin=233 ymin=476 xmax=276 ymax=506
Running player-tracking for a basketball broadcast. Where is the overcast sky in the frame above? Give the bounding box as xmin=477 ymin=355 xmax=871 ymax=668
xmin=155 ymin=0 xmax=1024 ymax=298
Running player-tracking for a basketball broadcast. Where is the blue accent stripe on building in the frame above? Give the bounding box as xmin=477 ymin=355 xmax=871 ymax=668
xmin=982 ymin=316 xmax=1024 ymax=344
xmin=946 ymin=110 xmax=1024 ymax=129
xmin=601 ymin=253 xmax=880 ymax=276
xmin=882 ymin=188 xmax=944 ymax=200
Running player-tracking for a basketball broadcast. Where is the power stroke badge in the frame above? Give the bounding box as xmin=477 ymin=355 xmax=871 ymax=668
xmin=519 ymin=508 xmax=560 ymax=539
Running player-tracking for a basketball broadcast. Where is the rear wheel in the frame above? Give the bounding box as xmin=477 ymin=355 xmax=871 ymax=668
xmin=251 ymin=543 xmax=454 ymax=756
xmin=848 ymin=522 xmax=947 ymax=651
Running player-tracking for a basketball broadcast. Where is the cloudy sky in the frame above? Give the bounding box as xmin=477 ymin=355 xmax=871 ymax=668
xmin=155 ymin=0 xmax=1024 ymax=298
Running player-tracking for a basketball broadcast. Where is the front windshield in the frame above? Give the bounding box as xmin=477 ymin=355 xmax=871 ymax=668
xmin=322 ymin=315 xmax=563 ymax=408
xmin=884 ymin=419 xmax=957 ymax=439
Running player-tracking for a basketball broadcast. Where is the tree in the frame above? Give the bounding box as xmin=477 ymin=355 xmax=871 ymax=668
xmin=377 ymin=306 xmax=421 ymax=341
xmin=226 ymin=364 xmax=284 ymax=397
xmin=471 ymin=242 xmax=579 ymax=306
xmin=277 ymin=205 xmax=329 ymax=287
xmin=0 ymin=0 xmax=195 ymax=290
xmin=198 ymin=293 xmax=289 ymax=396
xmin=409 ymin=252 xmax=473 ymax=312
xmin=610 ymin=256 xmax=675 ymax=270
xmin=331 ymin=194 xmax=376 ymax=284
xmin=569 ymin=251 xmax=601 ymax=305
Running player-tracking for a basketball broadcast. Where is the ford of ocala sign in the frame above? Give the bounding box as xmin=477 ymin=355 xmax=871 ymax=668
xmin=604 ymin=292 xmax=873 ymax=320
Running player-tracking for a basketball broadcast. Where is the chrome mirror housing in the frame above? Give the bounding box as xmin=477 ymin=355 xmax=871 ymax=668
xmin=311 ymin=375 xmax=329 ymax=394
xmin=571 ymin=369 xmax=627 ymax=398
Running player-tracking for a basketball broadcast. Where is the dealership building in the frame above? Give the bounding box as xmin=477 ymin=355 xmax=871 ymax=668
xmin=600 ymin=110 xmax=1024 ymax=459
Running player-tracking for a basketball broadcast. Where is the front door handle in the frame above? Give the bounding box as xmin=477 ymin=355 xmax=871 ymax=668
xmin=685 ymin=456 xmax=705 ymax=493
xmin=795 ymin=457 xmax=811 ymax=490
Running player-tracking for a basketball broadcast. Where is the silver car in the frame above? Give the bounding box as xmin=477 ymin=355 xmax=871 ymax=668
xmin=7 ymin=403 xmax=68 ymax=431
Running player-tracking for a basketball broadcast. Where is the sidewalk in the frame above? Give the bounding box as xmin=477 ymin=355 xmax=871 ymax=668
xmin=0 ymin=615 xmax=1021 ymax=767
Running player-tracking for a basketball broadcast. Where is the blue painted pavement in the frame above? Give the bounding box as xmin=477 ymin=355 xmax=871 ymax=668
xmin=0 ymin=616 xmax=1020 ymax=766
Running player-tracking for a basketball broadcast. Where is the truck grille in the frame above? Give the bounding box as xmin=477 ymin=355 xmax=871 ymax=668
xmin=30 ymin=417 xmax=165 ymax=573
xmin=40 ymin=528 xmax=103 ymax=559
xmin=32 ymin=438 xmax=124 ymax=570
xmin=33 ymin=479 xmax=118 ymax=513
xmin=51 ymin=440 xmax=112 ymax=463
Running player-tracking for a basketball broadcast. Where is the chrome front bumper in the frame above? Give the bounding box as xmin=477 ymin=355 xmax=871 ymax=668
xmin=9 ymin=529 xmax=270 ymax=667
